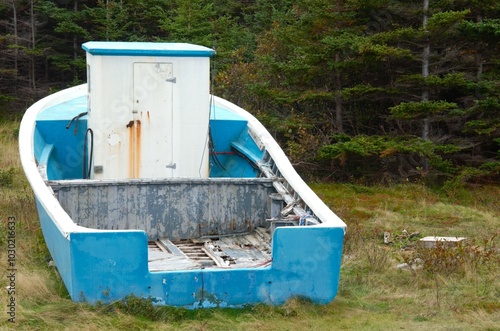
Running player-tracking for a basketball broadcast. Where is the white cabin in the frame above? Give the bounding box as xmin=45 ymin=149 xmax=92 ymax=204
xmin=83 ymin=41 xmax=215 ymax=179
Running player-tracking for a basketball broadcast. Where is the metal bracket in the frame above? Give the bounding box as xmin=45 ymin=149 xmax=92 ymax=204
xmin=94 ymin=165 xmax=103 ymax=174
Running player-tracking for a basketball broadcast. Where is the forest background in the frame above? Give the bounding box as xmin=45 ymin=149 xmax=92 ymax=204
xmin=1 ymin=0 xmax=499 ymax=185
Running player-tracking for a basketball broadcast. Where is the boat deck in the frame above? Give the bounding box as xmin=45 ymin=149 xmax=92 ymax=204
xmin=148 ymin=227 xmax=272 ymax=271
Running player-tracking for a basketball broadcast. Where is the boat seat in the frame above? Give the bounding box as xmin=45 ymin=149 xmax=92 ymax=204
xmin=230 ymin=141 xmax=262 ymax=167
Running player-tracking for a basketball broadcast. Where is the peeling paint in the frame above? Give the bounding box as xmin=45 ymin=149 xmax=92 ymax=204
xmin=51 ymin=178 xmax=275 ymax=240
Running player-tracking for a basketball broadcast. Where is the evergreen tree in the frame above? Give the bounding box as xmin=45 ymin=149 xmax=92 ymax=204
xmin=37 ymin=0 xmax=94 ymax=84
xmin=85 ymin=0 xmax=131 ymax=41
xmin=158 ymin=0 xmax=215 ymax=46
xmin=245 ymin=0 xmax=382 ymax=165
xmin=0 ymin=0 xmax=497 ymax=183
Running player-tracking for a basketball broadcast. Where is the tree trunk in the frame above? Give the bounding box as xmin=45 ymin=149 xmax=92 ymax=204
xmin=333 ymin=0 xmax=344 ymax=134
xmin=421 ymin=0 xmax=430 ymax=171
xmin=334 ymin=53 xmax=344 ymax=133
xmin=421 ymin=0 xmax=430 ymax=141
xmin=475 ymin=14 xmax=483 ymax=98
xmin=30 ymin=0 xmax=36 ymax=91
xmin=73 ymin=0 xmax=78 ymax=78
xmin=11 ymin=0 xmax=18 ymax=93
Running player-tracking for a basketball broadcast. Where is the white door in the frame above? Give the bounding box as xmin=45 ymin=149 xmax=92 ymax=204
xmin=132 ymin=62 xmax=175 ymax=178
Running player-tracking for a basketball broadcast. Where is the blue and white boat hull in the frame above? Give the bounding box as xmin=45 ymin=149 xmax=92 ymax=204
xmin=19 ymin=43 xmax=346 ymax=307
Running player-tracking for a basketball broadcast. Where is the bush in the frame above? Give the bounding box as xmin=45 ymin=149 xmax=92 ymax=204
xmin=415 ymin=236 xmax=500 ymax=277
xmin=317 ymin=135 xmax=460 ymax=183
xmin=0 ymin=167 xmax=14 ymax=187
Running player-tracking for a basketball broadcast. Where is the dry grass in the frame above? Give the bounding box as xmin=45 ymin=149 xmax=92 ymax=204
xmin=0 ymin=117 xmax=499 ymax=330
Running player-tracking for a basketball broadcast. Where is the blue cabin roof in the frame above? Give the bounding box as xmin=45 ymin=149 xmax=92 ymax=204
xmin=82 ymin=41 xmax=216 ymax=57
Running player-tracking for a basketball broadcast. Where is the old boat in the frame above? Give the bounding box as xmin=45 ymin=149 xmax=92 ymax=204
xmin=19 ymin=41 xmax=346 ymax=307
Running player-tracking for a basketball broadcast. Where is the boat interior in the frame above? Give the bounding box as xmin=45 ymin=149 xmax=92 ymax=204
xmin=49 ymin=177 xmax=276 ymax=270
xmin=37 ymin=95 xmax=315 ymax=271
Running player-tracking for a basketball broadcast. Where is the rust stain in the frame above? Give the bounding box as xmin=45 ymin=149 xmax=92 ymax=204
xmin=128 ymin=121 xmax=134 ymax=178
xmin=127 ymin=119 xmax=142 ymax=178
xmin=135 ymin=120 xmax=141 ymax=178
xmin=147 ymin=111 xmax=150 ymax=124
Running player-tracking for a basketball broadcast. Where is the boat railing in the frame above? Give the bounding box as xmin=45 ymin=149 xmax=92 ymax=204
xmin=212 ymin=96 xmax=346 ymax=231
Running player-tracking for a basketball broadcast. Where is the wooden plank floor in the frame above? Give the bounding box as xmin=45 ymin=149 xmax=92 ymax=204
xmin=148 ymin=227 xmax=272 ymax=272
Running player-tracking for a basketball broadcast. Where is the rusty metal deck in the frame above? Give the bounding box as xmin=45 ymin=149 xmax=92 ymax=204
xmin=148 ymin=227 xmax=272 ymax=271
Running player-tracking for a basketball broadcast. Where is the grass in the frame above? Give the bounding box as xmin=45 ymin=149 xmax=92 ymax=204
xmin=0 ymin=118 xmax=499 ymax=330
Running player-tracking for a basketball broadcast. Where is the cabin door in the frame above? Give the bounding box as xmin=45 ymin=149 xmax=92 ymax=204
xmin=132 ymin=62 xmax=175 ymax=178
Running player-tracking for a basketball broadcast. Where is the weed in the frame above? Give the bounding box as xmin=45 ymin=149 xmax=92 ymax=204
xmin=415 ymin=236 xmax=500 ymax=277
xmin=0 ymin=167 xmax=15 ymax=186
xmin=363 ymin=242 xmax=390 ymax=273
xmin=108 ymin=295 xmax=214 ymax=323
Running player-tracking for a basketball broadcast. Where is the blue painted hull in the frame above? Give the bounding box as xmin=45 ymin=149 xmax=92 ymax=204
xmin=38 ymin=201 xmax=343 ymax=306
xmin=21 ymin=84 xmax=346 ymax=307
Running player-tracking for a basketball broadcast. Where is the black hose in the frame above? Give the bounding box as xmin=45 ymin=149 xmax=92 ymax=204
xmin=83 ymin=128 xmax=94 ymax=179
xmin=66 ymin=112 xmax=88 ymax=135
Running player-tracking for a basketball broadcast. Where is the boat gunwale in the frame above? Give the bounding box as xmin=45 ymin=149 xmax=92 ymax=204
xmin=47 ymin=177 xmax=276 ymax=187
xmin=212 ymin=96 xmax=347 ymax=230
xmin=20 ymin=84 xmax=92 ymax=237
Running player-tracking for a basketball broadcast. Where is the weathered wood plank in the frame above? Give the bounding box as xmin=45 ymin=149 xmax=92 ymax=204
xmin=49 ymin=179 xmax=274 ymax=240
xmin=148 ymin=230 xmax=272 ymax=271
